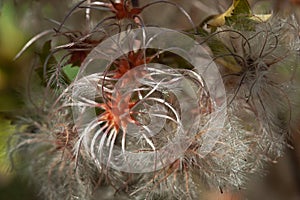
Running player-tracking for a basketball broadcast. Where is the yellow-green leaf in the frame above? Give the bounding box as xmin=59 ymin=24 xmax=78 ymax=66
xmin=250 ymin=14 xmax=272 ymax=22
xmin=0 ymin=117 xmax=15 ymax=174
xmin=205 ymin=0 xmax=251 ymax=31
xmin=204 ymin=0 xmax=272 ymax=32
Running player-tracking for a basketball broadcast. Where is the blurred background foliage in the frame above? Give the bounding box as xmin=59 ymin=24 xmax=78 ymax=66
xmin=0 ymin=1 xmax=70 ymax=199
xmin=0 ymin=0 xmax=300 ymax=200
xmin=0 ymin=1 xmax=36 ymax=200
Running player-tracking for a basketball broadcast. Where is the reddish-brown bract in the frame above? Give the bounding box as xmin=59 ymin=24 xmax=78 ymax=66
xmin=97 ymin=49 xmax=154 ymax=133
xmin=97 ymin=92 xmax=136 ymax=132
xmin=113 ymin=50 xmax=153 ymax=78
xmin=68 ymin=39 xmax=101 ymax=66
xmin=109 ymin=0 xmax=143 ymax=20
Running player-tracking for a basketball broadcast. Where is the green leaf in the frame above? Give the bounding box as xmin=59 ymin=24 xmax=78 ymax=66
xmin=35 ymin=40 xmax=57 ymax=85
xmin=225 ymin=0 xmax=258 ymax=31
xmin=35 ymin=40 xmax=74 ymax=88
xmin=231 ymin=0 xmax=251 ymax=15
xmin=62 ymin=64 xmax=79 ymax=82
xmin=206 ymin=38 xmax=242 ymax=73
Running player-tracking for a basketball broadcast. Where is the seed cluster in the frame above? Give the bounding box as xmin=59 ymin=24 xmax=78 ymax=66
xmin=9 ymin=1 xmax=300 ymax=200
